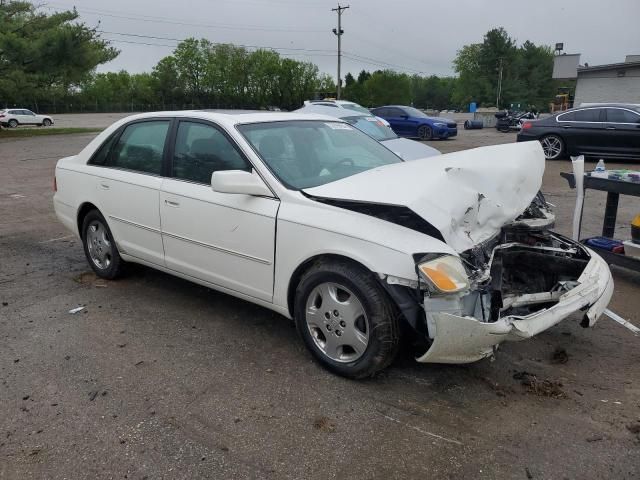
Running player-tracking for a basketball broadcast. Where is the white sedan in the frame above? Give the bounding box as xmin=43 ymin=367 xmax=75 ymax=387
xmin=0 ymin=108 xmax=53 ymax=128
xmin=53 ymin=111 xmax=613 ymax=378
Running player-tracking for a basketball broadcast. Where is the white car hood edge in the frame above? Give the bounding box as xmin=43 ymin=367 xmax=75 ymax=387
xmin=303 ymin=141 xmax=546 ymax=253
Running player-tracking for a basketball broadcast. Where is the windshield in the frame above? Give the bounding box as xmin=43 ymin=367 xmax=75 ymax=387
xmin=343 ymin=115 xmax=397 ymax=141
xmin=340 ymin=103 xmax=371 ymax=114
xmin=238 ymin=120 xmax=402 ymax=189
xmin=402 ymin=107 xmax=430 ymax=118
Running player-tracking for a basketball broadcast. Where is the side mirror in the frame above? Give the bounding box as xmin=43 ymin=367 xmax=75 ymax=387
xmin=211 ymin=170 xmax=273 ymax=197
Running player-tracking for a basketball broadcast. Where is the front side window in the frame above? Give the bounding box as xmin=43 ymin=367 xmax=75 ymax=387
xmin=402 ymin=107 xmax=429 ymax=118
xmin=107 ymin=121 xmax=170 ymax=175
xmin=606 ymin=108 xmax=640 ymax=124
xmin=172 ymin=121 xmax=250 ymax=184
xmin=238 ymin=120 xmax=402 ymax=189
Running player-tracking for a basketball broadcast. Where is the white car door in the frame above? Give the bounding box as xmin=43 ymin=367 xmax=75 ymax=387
xmin=22 ymin=110 xmax=38 ymax=125
xmin=86 ymin=119 xmax=170 ymax=266
xmin=160 ymin=119 xmax=279 ymax=302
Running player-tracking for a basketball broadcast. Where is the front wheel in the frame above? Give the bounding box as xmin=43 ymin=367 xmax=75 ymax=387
xmin=539 ymin=134 xmax=564 ymax=160
xmin=81 ymin=210 xmax=125 ymax=279
xmin=42 ymin=118 xmax=52 ymax=127
xmin=417 ymin=125 xmax=433 ymax=141
xmin=294 ymin=260 xmax=400 ymax=379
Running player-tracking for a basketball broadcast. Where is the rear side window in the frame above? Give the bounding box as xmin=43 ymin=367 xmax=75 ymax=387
xmin=557 ymin=111 xmax=575 ymax=121
xmin=172 ymin=121 xmax=250 ymax=184
xmin=606 ymin=108 xmax=640 ymax=123
xmin=106 ymin=121 xmax=170 ymax=175
xmin=573 ymin=109 xmax=602 ymax=122
xmin=89 ymin=133 xmax=119 ymax=166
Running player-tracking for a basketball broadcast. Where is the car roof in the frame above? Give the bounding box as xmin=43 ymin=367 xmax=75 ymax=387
xmin=569 ymin=103 xmax=640 ymax=112
xmin=112 ymin=110 xmax=343 ymax=128
xmin=295 ymin=105 xmax=370 ymax=119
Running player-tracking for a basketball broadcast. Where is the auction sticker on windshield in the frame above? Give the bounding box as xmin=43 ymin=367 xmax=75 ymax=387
xmin=326 ymin=123 xmax=353 ymax=130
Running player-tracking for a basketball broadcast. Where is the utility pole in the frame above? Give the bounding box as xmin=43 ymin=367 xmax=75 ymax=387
xmin=332 ymin=4 xmax=349 ymax=99
xmin=496 ymin=57 xmax=504 ymax=108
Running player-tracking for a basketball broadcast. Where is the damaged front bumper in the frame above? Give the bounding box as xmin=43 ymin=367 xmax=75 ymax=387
xmin=417 ymin=248 xmax=613 ymax=364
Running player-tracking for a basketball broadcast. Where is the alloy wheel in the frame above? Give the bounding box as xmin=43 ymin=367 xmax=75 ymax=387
xmin=305 ymin=282 xmax=369 ymax=363
xmin=540 ymin=135 xmax=563 ymax=159
xmin=86 ymin=220 xmax=113 ymax=270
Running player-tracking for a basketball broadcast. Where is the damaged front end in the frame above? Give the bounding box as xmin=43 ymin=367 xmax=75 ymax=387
xmin=407 ymin=201 xmax=613 ymax=364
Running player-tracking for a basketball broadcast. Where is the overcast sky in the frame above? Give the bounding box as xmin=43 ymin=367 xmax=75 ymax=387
xmin=44 ymin=0 xmax=640 ymax=78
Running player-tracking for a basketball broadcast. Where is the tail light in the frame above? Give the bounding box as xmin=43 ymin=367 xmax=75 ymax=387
xmin=522 ymin=121 xmax=533 ymax=130
xmin=53 ymin=175 xmax=57 ymax=192
xmin=0 ymin=114 xmax=5 ymax=118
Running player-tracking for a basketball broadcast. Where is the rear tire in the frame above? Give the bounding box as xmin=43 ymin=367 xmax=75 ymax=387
xmin=539 ymin=134 xmax=564 ymax=160
xmin=8 ymin=119 xmax=18 ymax=128
xmin=81 ymin=210 xmax=125 ymax=279
xmin=294 ymin=259 xmax=400 ymax=379
xmin=418 ymin=125 xmax=433 ymax=141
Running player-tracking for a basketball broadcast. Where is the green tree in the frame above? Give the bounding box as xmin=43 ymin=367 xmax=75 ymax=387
xmin=0 ymin=1 xmax=118 ymax=109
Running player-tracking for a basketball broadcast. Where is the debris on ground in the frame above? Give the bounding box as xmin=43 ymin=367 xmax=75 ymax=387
xmin=482 ymin=376 xmax=514 ymax=397
xmin=312 ymin=416 xmax=336 ymax=433
xmin=68 ymin=306 xmax=85 ymax=314
xmin=551 ymin=347 xmax=569 ymax=364
xmin=586 ymin=435 xmax=603 ymax=442
xmin=88 ymin=390 xmax=99 ymax=401
xmin=525 ymin=467 xmax=533 ymax=479
xmin=513 ymin=371 xmax=566 ymax=398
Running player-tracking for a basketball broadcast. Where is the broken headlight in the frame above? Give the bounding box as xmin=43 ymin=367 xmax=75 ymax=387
xmin=417 ymin=255 xmax=469 ymax=294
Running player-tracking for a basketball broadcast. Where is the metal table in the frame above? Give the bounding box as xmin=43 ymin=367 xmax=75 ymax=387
xmin=561 ymin=171 xmax=640 ymax=271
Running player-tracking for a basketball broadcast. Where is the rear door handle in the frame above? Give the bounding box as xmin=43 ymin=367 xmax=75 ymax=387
xmin=165 ymin=199 xmax=180 ymax=207
xmin=99 ymin=182 xmax=110 ymax=190
xmin=605 ymin=126 xmax=616 ymax=130
xmin=562 ymin=125 xmax=571 ymax=129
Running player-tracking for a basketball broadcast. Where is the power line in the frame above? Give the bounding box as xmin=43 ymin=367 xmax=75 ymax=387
xmin=101 ymin=37 xmax=337 ymax=59
xmin=43 ymin=3 xmax=326 ymax=33
xmin=342 ymin=52 xmax=425 ymax=74
xmin=98 ymin=30 xmax=335 ymax=54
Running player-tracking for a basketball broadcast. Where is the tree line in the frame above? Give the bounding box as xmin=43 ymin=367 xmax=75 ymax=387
xmin=1 ymin=2 xmax=558 ymax=114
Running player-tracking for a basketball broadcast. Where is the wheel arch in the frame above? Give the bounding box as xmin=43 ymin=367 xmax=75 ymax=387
xmin=76 ymin=202 xmax=100 ymax=237
xmin=286 ymin=253 xmax=377 ymax=319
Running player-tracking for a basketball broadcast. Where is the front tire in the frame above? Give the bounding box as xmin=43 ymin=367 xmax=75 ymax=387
xmin=539 ymin=134 xmax=564 ymax=160
xmin=294 ymin=260 xmax=400 ymax=379
xmin=417 ymin=125 xmax=433 ymax=141
xmin=42 ymin=118 xmax=52 ymax=127
xmin=81 ymin=210 xmax=125 ymax=279
xmin=7 ymin=119 xmax=18 ymax=128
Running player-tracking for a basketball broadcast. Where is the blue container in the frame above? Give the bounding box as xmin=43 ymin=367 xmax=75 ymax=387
xmin=469 ymin=102 xmax=477 ymax=113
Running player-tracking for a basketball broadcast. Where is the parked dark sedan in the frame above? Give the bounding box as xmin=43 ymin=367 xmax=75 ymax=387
xmin=371 ymin=105 xmax=457 ymax=140
xmin=517 ymin=103 xmax=640 ymax=160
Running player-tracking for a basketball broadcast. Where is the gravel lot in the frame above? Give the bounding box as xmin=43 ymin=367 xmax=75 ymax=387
xmin=1 ymin=124 xmax=639 ymax=479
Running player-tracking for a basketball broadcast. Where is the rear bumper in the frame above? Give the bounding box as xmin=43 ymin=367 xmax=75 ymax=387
xmin=417 ymin=248 xmax=613 ymax=364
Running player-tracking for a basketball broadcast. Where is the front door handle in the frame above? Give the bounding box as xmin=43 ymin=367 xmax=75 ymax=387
xmin=605 ymin=126 xmax=616 ymax=130
xmin=99 ymin=183 xmax=110 ymax=190
xmin=562 ymin=125 xmax=571 ymax=129
xmin=165 ymin=199 xmax=180 ymax=207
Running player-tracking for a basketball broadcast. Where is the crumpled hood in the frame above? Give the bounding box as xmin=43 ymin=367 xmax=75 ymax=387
xmin=303 ymin=141 xmax=546 ymax=253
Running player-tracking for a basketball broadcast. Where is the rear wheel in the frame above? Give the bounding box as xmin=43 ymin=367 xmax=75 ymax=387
xmin=294 ymin=260 xmax=400 ymax=379
xmin=7 ymin=119 xmax=18 ymax=128
xmin=539 ymin=134 xmax=564 ymax=160
xmin=418 ymin=125 xmax=433 ymax=140
xmin=81 ymin=210 xmax=125 ymax=279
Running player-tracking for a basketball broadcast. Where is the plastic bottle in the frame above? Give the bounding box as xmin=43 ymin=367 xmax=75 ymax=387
xmin=592 ymin=159 xmax=607 ymax=178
